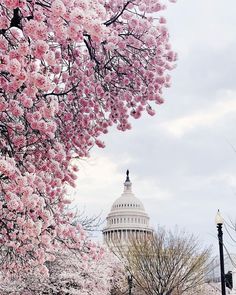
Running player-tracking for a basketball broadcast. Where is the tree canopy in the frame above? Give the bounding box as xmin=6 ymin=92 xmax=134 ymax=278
xmin=122 ymin=228 xmax=211 ymax=295
xmin=0 ymin=0 xmax=176 ymax=275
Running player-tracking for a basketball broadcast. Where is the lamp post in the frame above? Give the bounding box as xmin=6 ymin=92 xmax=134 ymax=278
xmin=128 ymin=274 xmax=133 ymax=295
xmin=215 ymin=209 xmax=226 ymax=295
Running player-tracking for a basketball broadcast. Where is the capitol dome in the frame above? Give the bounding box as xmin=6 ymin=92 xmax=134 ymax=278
xmin=103 ymin=170 xmax=153 ymax=246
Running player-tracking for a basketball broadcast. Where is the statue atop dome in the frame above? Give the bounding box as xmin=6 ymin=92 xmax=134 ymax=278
xmin=126 ymin=169 xmax=130 ymax=182
xmin=124 ymin=169 xmax=132 ymax=193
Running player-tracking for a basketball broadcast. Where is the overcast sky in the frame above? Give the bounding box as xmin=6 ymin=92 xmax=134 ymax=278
xmin=69 ymin=0 xmax=236 ymax=255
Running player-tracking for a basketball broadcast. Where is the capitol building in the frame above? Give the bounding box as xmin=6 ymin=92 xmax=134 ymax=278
xmin=102 ymin=170 xmax=153 ymax=246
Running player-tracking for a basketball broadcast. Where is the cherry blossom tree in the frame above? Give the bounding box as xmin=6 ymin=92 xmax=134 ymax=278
xmin=0 ymin=0 xmax=177 ymax=274
xmin=0 ymin=248 xmax=126 ymax=294
xmin=182 ymin=282 xmax=230 ymax=295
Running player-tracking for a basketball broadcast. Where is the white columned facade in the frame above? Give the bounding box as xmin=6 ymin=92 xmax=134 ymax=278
xmin=102 ymin=170 xmax=153 ymax=248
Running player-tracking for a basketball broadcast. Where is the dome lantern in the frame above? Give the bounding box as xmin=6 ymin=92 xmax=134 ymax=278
xmin=124 ymin=169 xmax=132 ymax=193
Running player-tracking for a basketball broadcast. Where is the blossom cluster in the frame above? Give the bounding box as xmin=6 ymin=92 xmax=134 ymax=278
xmin=0 ymin=0 xmax=176 ymax=273
xmin=0 ymin=248 xmax=125 ymax=294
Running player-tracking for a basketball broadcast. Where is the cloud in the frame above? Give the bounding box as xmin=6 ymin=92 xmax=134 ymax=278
xmin=133 ymin=177 xmax=173 ymax=202
xmin=68 ymin=156 xmax=123 ymax=203
xmin=161 ymin=91 xmax=236 ymax=137
xmin=165 ymin=0 xmax=236 ymax=54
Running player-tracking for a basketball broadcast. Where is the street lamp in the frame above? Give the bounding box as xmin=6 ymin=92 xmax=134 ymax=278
xmin=215 ymin=209 xmax=226 ymax=295
xmin=127 ymin=274 xmax=133 ymax=295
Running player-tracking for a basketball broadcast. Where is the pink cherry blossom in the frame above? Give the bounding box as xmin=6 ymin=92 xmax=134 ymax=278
xmin=8 ymin=58 xmax=21 ymax=76
xmin=0 ymin=0 xmax=176 ymax=276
